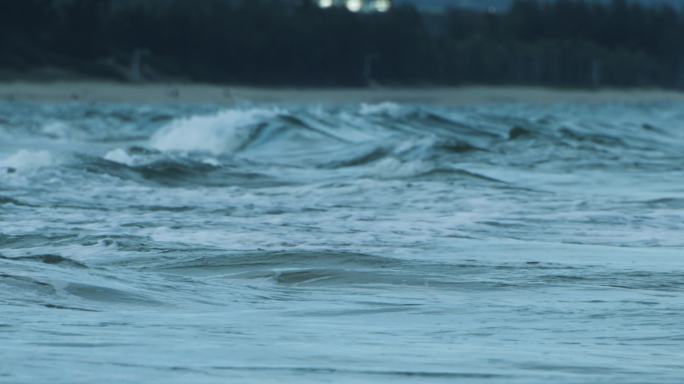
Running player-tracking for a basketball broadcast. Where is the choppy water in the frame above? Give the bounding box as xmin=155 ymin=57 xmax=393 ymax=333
xmin=1 ymin=100 xmax=683 ymax=383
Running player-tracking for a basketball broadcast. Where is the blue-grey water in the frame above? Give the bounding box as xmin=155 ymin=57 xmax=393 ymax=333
xmin=1 ymin=100 xmax=683 ymax=383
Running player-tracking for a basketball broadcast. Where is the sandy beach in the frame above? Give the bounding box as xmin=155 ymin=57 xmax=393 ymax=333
xmin=1 ymin=81 xmax=684 ymax=105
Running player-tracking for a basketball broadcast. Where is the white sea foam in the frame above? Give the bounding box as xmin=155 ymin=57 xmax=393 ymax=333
xmin=104 ymin=148 xmax=136 ymax=166
xmin=150 ymin=109 xmax=279 ymax=155
xmin=364 ymin=157 xmax=434 ymax=179
xmin=359 ymin=102 xmax=404 ymax=116
xmin=41 ymin=121 xmax=71 ymax=139
xmin=0 ymin=149 xmax=54 ymax=170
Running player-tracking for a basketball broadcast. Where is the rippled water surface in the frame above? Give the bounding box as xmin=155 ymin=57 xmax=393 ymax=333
xmin=1 ymin=100 xmax=683 ymax=383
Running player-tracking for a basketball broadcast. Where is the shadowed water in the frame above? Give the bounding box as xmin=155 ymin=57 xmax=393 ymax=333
xmin=1 ymin=101 xmax=683 ymax=383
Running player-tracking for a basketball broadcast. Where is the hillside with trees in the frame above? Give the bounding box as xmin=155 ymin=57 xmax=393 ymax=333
xmin=1 ymin=0 xmax=683 ymax=88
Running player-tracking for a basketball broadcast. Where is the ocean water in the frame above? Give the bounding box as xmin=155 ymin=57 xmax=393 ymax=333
xmin=1 ymin=100 xmax=683 ymax=383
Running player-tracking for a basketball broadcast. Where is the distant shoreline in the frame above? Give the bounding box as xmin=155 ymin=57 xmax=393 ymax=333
xmin=1 ymin=81 xmax=683 ymax=105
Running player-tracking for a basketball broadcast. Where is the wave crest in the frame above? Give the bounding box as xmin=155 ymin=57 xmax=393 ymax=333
xmin=150 ymin=108 xmax=280 ymax=155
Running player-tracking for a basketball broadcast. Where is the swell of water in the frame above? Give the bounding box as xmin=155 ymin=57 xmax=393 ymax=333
xmin=1 ymin=101 xmax=684 ymax=383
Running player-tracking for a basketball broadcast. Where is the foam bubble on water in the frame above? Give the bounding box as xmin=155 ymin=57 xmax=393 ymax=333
xmin=359 ymin=102 xmax=404 ymax=116
xmin=364 ymin=157 xmax=434 ymax=179
xmin=0 ymin=150 xmax=54 ymax=170
xmin=150 ymin=109 xmax=279 ymax=155
xmin=41 ymin=122 xmax=71 ymax=139
xmin=201 ymin=157 xmax=221 ymax=167
xmin=104 ymin=148 xmax=136 ymax=166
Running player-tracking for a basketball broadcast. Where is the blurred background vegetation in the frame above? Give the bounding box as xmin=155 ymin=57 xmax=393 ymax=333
xmin=1 ymin=0 xmax=683 ymax=88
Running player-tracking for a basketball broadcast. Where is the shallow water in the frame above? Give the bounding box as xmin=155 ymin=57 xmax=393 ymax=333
xmin=1 ymin=100 xmax=683 ymax=383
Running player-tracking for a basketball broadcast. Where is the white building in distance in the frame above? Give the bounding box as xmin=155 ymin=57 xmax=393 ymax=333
xmin=317 ymin=0 xmax=392 ymax=13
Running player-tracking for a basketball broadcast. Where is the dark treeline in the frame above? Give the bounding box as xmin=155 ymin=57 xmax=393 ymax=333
xmin=1 ymin=0 xmax=683 ymax=87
